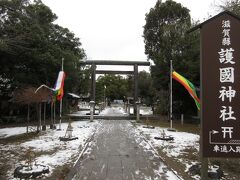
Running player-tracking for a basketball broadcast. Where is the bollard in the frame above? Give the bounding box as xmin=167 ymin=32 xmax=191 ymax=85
xmin=127 ymin=98 xmax=131 ymax=114
xmin=136 ymin=101 xmax=141 ymax=122
xmin=181 ymin=114 xmax=184 ymax=125
xmin=98 ymin=104 xmax=101 ymax=113
xmin=89 ymin=101 xmax=95 ymax=122
xmin=124 ymin=102 xmax=127 ymax=113
xmin=126 ymin=103 xmax=129 ymax=113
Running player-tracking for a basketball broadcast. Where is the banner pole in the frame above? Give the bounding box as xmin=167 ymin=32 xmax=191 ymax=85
xmin=58 ymin=58 xmax=64 ymax=130
xmin=170 ymin=60 xmax=173 ymax=129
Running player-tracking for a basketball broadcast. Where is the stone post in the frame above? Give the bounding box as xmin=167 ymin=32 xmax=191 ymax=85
xmin=89 ymin=101 xmax=95 ymax=122
xmin=128 ymin=104 xmax=131 ymax=115
xmin=181 ymin=114 xmax=184 ymax=125
xmin=124 ymin=101 xmax=127 ymax=113
xmin=136 ymin=101 xmax=141 ymax=122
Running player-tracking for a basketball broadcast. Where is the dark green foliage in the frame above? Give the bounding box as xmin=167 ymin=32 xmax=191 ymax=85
xmin=0 ymin=0 xmax=86 ymax=116
xmin=95 ymin=72 xmax=155 ymax=107
xmin=138 ymin=71 xmax=155 ymax=106
xmin=218 ymin=0 xmax=240 ymax=16
xmin=96 ymin=75 xmax=128 ymax=103
xmin=143 ymin=0 xmax=200 ymax=115
xmin=144 ymin=0 xmax=191 ymax=67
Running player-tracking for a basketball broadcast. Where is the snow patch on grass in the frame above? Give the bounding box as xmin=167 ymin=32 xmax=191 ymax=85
xmin=135 ymin=123 xmax=199 ymax=179
xmin=0 ymin=120 xmax=100 ymax=179
xmin=137 ymin=125 xmax=199 ymax=158
xmin=0 ymin=126 xmax=36 ymax=138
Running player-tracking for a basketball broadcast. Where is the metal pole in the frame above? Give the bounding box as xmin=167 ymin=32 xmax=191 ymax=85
xmin=61 ymin=58 xmax=64 ymax=71
xmin=54 ymin=102 xmax=56 ymax=127
xmin=59 ymin=99 xmax=62 ymax=130
xmin=170 ymin=60 xmax=173 ymax=129
xmin=58 ymin=58 xmax=64 ymax=130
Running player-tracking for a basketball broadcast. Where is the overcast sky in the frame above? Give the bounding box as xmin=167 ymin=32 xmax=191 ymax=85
xmin=41 ymin=0 xmax=222 ymax=72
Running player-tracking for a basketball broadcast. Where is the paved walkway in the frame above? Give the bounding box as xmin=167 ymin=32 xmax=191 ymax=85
xmin=71 ymin=119 xmax=180 ymax=180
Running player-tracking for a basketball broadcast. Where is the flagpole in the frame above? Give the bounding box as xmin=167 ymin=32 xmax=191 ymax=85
xmin=59 ymin=58 xmax=64 ymax=130
xmin=170 ymin=60 xmax=173 ymax=129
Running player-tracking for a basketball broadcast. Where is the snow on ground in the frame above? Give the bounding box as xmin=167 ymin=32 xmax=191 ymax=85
xmin=126 ymin=122 xmax=182 ymax=179
xmin=139 ymin=106 xmax=153 ymax=115
xmin=73 ymin=110 xmax=89 ymax=115
xmin=24 ymin=121 xmax=100 ymax=168
xmin=74 ymin=104 xmax=153 ymax=116
xmin=128 ymin=106 xmax=153 ymax=115
xmin=99 ymin=106 xmax=128 ymax=116
xmin=0 ymin=126 xmax=36 ymax=138
xmin=0 ymin=120 xmax=100 ymax=179
xmin=136 ymin=125 xmax=199 ymax=157
xmin=0 ymin=106 xmax=197 ymax=179
xmin=99 ymin=106 xmax=153 ymax=116
xmin=135 ymin=124 xmax=200 ymax=179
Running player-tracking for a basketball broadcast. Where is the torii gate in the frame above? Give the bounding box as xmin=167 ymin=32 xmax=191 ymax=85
xmin=80 ymin=60 xmax=150 ymax=114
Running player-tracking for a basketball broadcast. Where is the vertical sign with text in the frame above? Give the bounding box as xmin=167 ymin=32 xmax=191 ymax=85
xmin=202 ymin=12 xmax=240 ymax=157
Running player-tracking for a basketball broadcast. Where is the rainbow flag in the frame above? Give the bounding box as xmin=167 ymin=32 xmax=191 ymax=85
xmin=54 ymin=71 xmax=66 ymax=101
xmin=172 ymin=71 xmax=200 ymax=110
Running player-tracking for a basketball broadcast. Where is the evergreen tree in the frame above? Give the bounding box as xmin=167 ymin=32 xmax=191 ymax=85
xmin=218 ymin=0 xmax=240 ymax=16
xmin=96 ymin=75 xmax=128 ymax=103
xmin=0 ymin=0 xmax=86 ymax=116
xmin=138 ymin=71 xmax=155 ymax=106
xmin=143 ymin=0 xmax=200 ymax=115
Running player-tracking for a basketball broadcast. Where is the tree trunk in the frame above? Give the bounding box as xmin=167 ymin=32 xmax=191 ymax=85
xmin=41 ymin=102 xmax=46 ymax=131
xmin=27 ymin=104 xmax=30 ymax=133
xmin=36 ymin=103 xmax=39 ymax=132
xmin=51 ymin=102 xmax=53 ymax=126
xmin=43 ymin=102 xmax=46 ymax=125
xmin=54 ymin=102 xmax=56 ymax=125
xmin=39 ymin=103 xmax=42 ymax=131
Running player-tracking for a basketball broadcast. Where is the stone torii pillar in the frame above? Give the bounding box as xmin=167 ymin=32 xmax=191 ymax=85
xmin=134 ymin=64 xmax=138 ymax=115
xmin=91 ymin=63 xmax=96 ymax=102
xmin=91 ymin=64 xmax=96 ymax=113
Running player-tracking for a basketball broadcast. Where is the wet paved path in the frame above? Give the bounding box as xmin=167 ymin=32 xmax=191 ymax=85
xmin=71 ymin=119 xmax=180 ymax=180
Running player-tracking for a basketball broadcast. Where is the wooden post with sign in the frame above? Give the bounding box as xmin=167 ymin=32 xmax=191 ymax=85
xmin=189 ymin=10 xmax=240 ymax=179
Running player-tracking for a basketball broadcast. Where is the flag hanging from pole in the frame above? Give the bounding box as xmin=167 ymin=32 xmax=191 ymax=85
xmin=35 ymin=71 xmax=66 ymax=101
xmin=172 ymin=71 xmax=200 ymax=110
xmin=54 ymin=71 xmax=66 ymax=101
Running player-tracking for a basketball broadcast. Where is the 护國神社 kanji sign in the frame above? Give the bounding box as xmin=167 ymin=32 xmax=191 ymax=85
xmin=201 ymin=11 xmax=240 ymax=157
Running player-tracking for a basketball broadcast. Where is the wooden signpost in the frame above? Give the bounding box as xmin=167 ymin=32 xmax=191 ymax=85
xmin=200 ymin=11 xmax=240 ymax=158
xmin=190 ymin=10 xmax=240 ymax=179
